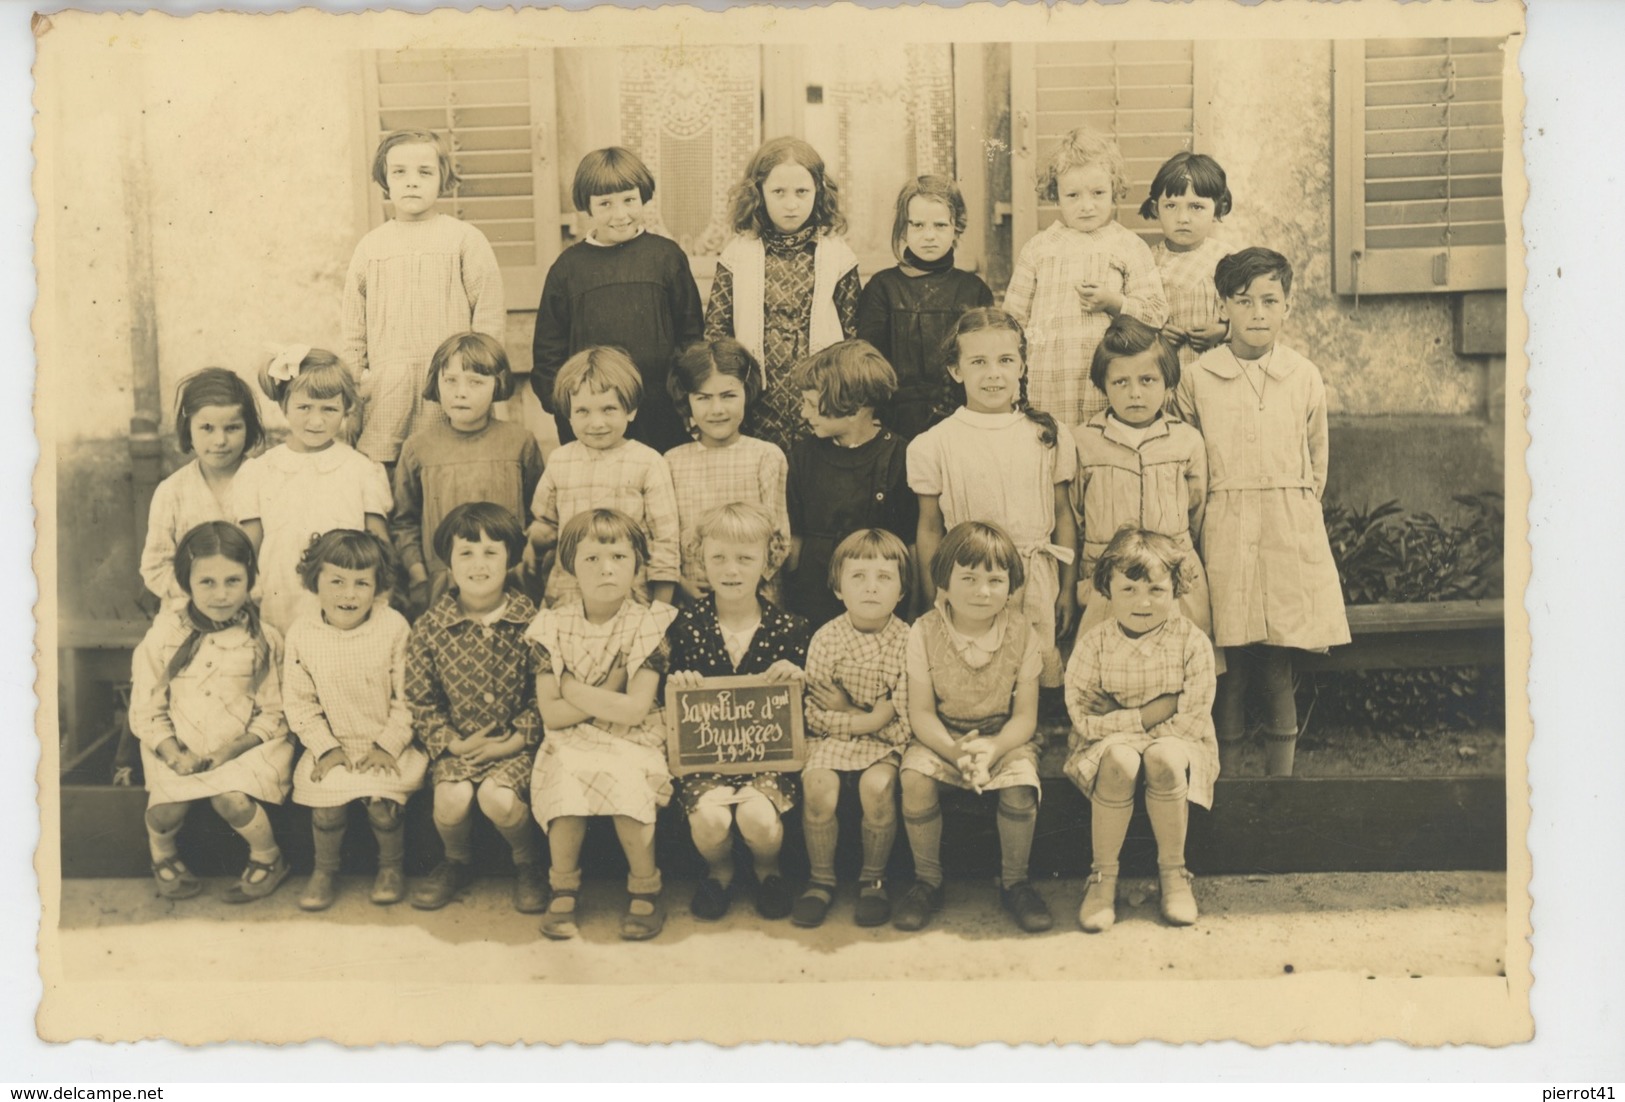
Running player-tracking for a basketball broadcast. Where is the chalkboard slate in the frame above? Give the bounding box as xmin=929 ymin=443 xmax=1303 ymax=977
xmin=665 ymin=675 xmax=806 ymax=777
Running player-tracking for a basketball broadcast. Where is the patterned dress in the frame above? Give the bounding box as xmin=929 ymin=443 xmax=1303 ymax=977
xmin=900 ymin=607 xmax=1044 ymax=793
xmin=127 ymin=609 xmax=293 ymax=809
xmin=1003 ymin=220 xmax=1169 ymax=424
xmin=665 ymin=434 xmax=790 ymax=599
xmin=667 ymin=596 xmax=812 ymax=815
xmin=802 ymin=613 xmax=911 ymax=773
xmin=1152 ymin=237 xmax=1232 ymax=372
xmin=341 ymin=214 xmax=506 ymax=463
xmin=406 ymin=591 xmax=544 ymax=795
xmin=233 ymin=443 xmax=393 ymax=635
xmin=1175 ymin=344 xmax=1352 ymax=651
xmin=906 ymin=408 xmax=1078 ymax=685
xmin=1063 ymin=613 xmax=1219 ymax=808
xmin=140 ymin=459 xmax=240 ymax=609
xmin=528 ymin=599 xmax=678 ymax=828
xmin=705 ymin=224 xmax=861 ymax=454
xmin=284 ymin=606 xmax=427 ymax=807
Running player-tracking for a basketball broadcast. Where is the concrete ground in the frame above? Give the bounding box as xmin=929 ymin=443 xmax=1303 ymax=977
xmin=56 ymin=870 xmax=1507 ymax=984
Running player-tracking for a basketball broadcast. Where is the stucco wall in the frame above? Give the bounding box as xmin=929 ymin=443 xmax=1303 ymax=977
xmin=1200 ymin=40 xmax=1488 ymax=418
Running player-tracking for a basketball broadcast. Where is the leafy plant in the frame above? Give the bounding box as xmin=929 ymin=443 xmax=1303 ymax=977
xmin=1309 ymin=491 xmax=1506 ymax=737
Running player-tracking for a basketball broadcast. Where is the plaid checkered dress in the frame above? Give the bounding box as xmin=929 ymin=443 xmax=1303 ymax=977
xmin=1062 ymin=614 xmax=1219 ymax=808
xmin=528 ymin=600 xmax=678 ymax=828
xmin=406 ymin=592 xmax=544 ymax=795
xmin=665 ymin=435 xmax=790 ymax=596
xmin=530 ymin=439 xmax=681 ymax=606
xmin=285 ymin=607 xmax=427 ymax=807
xmin=803 ymin=614 xmax=911 ymax=773
xmin=1152 ymin=237 xmax=1231 ymax=371
xmin=1003 ymin=220 xmax=1169 ymax=424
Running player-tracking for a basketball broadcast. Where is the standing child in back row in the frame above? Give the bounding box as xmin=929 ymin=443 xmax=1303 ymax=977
xmin=532 ymin=147 xmax=705 ymax=454
xmin=343 ymin=130 xmax=505 ymax=468
xmin=706 ymin=137 xmax=861 ymax=454
xmin=1175 ymin=248 xmax=1350 ymax=776
xmin=857 ymin=176 xmax=994 ymax=439
xmin=1003 ymin=127 xmax=1168 ymax=425
xmin=1141 ymin=152 xmax=1234 ymax=373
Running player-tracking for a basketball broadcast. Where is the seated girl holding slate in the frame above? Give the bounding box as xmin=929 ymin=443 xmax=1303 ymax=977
xmin=666 ymin=502 xmax=813 ymax=923
xmin=528 ymin=508 xmax=679 ymax=942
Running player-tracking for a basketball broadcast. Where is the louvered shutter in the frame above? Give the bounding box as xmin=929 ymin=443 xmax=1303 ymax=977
xmin=1011 ymin=41 xmax=1206 ymax=249
xmin=1333 ymin=38 xmax=1508 ymax=295
xmin=364 ymin=49 xmax=560 ymax=308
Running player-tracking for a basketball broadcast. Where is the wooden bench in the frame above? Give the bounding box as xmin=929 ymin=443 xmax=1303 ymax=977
xmin=1298 ymin=598 xmax=1504 ymax=672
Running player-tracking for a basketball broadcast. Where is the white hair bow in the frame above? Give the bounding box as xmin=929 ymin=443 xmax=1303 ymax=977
xmin=265 ymin=343 xmax=312 ymax=383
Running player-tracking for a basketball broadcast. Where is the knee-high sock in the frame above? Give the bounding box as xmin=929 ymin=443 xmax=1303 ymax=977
xmin=803 ymin=813 xmax=839 ymax=886
xmin=859 ymin=818 xmax=896 ymax=884
xmin=233 ymin=804 xmax=281 ymax=865
xmin=902 ymin=802 xmax=943 ymax=887
xmin=312 ymin=817 xmax=346 ymax=873
xmin=434 ymin=811 xmax=473 ymax=864
xmin=369 ymin=803 xmax=405 ymax=868
xmin=1144 ymin=780 xmax=1189 ymax=871
xmin=996 ymin=792 xmax=1038 ymax=889
xmin=1090 ymin=791 xmax=1135 ymax=876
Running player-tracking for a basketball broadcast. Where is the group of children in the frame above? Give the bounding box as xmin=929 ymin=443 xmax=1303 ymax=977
xmin=125 ymin=124 xmax=1349 ymax=941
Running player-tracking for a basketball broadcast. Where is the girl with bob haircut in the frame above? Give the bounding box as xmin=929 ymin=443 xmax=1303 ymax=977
xmin=666 ymin=503 xmax=811 ymax=924
xmin=783 ymin=340 xmax=917 ymax=628
xmin=794 ymin=527 xmax=915 ymax=929
xmin=857 ymin=175 xmax=994 ymax=439
xmin=1140 ymin=151 xmax=1235 ymax=370
xmin=529 ymin=508 xmax=679 ymax=942
xmin=1004 ymin=127 xmax=1168 ymax=424
xmin=532 ymin=146 xmax=703 ymax=454
xmin=129 ymin=521 xmax=294 ymax=903
xmin=406 ymin=502 xmax=548 ymax=916
xmin=1064 ymin=526 xmax=1219 ymax=932
xmin=392 ymin=332 xmax=544 ymax=615
xmin=285 ymin=529 xmax=426 ymax=912
xmin=238 ymin=346 xmax=391 ymax=634
xmin=344 ymin=128 xmax=505 ymax=465
xmin=706 ymin=136 xmax=861 ymax=454
xmin=530 ymin=346 xmax=682 ymax=608
xmin=1071 ymin=315 xmax=1215 ymax=650
xmin=664 ymin=337 xmax=791 ymax=604
xmin=894 ymin=520 xmax=1053 ymax=935
xmin=140 ymin=367 xmax=265 ymax=609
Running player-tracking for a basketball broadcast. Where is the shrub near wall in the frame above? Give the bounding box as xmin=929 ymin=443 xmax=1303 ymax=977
xmin=1310 ymin=492 xmax=1505 ymax=736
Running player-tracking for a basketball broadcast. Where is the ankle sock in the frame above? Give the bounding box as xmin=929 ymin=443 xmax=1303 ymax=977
xmin=235 ymin=804 xmax=280 ymax=865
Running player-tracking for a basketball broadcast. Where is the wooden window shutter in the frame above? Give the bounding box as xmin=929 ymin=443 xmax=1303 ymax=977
xmin=363 ymin=49 xmax=560 ymax=309
xmin=1333 ymin=38 xmax=1508 ymax=296
xmin=1011 ymin=40 xmax=1207 ymax=249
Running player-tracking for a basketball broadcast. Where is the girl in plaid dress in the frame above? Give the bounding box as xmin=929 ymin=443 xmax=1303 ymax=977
xmin=406 ymin=504 xmax=547 ymax=915
xmin=529 ymin=510 xmax=679 ymax=942
xmin=528 ymin=348 xmax=681 ymax=609
xmin=793 ymin=529 xmax=914 ymax=930
xmin=1003 ymin=128 xmax=1168 ymax=425
xmin=284 ymin=530 xmax=426 ymax=912
xmin=129 ymin=522 xmax=294 ymax=904
xmin=667 ymin=504 xmax=812 ymax=923
xmin=343 ymin=129 xmax=505 ymax=467
xmin=705 ymin=137 xmax=861 ymax=454
xmin=1064 ymin=528 xmax=1218 ymax=932
xmin=1140 ymin=153 xmax=1234 ymax=374
xmin=663 ymin=338 xmax=790 ymax=604
xmin=895 ymin=522 xmax=1052 ymax=936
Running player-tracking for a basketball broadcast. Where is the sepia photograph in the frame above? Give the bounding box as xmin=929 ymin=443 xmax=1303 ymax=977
xmin=29 ymin=0 xmax=1537 ymax=1051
